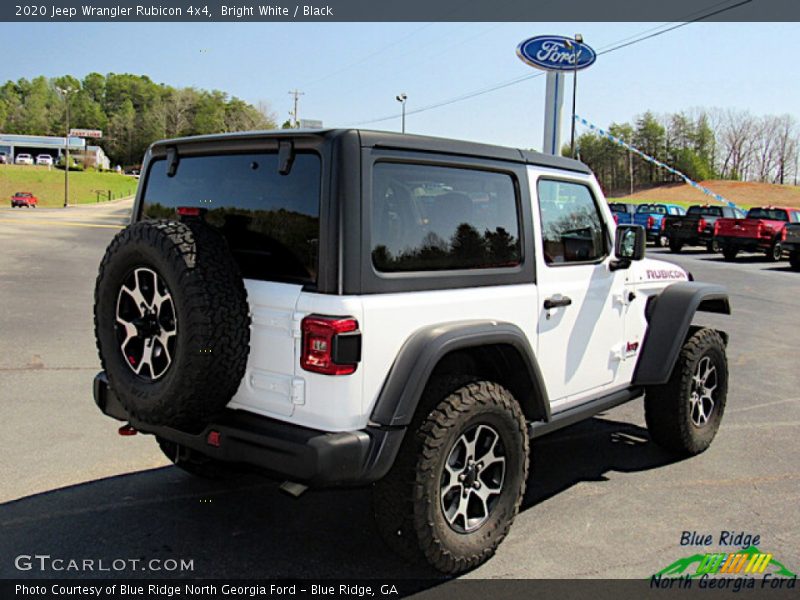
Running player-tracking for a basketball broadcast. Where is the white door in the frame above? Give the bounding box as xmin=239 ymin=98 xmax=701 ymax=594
xmin=532 ymin=175 xmax=627 ymax=410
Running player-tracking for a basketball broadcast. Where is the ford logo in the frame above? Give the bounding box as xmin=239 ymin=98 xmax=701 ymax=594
xmin=517 ymin=35 xmax=597 ymax=72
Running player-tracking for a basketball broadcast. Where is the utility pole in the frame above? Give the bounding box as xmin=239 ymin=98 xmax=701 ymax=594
xmin=565 ymin=34 xmax=583 ymax=158
xmin=288 ymin=89 xmax=304 ymax=128
xmin=56 ymin=86 xmax=75 ymax=208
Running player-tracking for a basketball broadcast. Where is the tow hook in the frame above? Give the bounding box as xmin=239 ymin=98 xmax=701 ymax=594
xmin=118 ymin=423 xmax=138 ymax=436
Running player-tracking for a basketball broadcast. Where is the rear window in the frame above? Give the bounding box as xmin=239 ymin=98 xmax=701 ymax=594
xmin=609 ymin=204 xmax=628 ymax=213
xmin=15 ymin=192 xmax=32 ymax=197
xmin=142 ymin=152 xmax=321 ymax=285
xmin=746 ymin=208 xmax=788 ymax=221
xmin=687 ymin=206 xmax=722 ymax=217
xmin=371 ymin=162 xmax=521 ymax=272
xmin=637 ymin=204 xmax=667 ymax=215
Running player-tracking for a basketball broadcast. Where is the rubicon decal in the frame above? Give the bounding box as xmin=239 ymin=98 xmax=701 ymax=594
xmin=646 ymin=269 xmax=687 ymax=280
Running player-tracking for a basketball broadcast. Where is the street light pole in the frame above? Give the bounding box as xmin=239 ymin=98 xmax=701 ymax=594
xmin=56 ymin=87 xmax=75 ymax=208
xmin=396 ymin=93 xmax=407 ymax=133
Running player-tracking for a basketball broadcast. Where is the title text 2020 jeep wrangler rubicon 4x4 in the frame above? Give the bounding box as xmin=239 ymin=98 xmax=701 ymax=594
xmin=93 ymin=130 xmax=730 ymax=574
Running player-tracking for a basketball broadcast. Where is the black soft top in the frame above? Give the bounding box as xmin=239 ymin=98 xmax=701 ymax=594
xmin=149 ymin=129 xmax=591 ymax=175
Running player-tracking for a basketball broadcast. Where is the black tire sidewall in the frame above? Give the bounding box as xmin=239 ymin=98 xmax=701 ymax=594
xmin=95 ymin=220 xmax=250 ymax=429
xmin=96 ymin=237 xmax=197 ymax=418
xmin=415 ymin=395 xmax=527 ymax=564
xmin=682 ymin=342 xmax=727 ymax=448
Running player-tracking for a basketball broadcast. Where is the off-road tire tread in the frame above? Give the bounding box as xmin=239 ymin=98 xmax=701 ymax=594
xmin=94 ymin=219 xmax=250 ymax=429
xmin=644 ymin=328 xmax=727 ymax=456
xmin=374 ymin=377 xmax=528 ymax=574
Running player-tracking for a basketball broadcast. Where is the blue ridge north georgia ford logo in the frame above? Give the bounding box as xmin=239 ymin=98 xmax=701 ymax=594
xmin=517 ymin=35 xmax=597 ymax=72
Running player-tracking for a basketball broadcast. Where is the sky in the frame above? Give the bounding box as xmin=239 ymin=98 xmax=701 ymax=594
xmin=1 ymin=21 xmax=798 ymax=151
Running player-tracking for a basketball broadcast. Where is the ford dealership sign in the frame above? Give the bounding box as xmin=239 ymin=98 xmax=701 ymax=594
xmin=517 ymin=35 xmax=596 ymax=72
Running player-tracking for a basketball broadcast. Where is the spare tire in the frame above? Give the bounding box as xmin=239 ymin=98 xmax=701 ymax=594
xmin=94 ymin=219 xmax=250 ymax=429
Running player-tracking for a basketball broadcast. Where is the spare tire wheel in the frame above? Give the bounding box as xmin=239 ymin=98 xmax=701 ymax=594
xmin=94 ymin=219 xmax=250 ymax=429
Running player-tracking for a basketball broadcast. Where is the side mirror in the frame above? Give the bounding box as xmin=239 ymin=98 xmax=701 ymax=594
xmin=611 ymin=224 xmax=646 ymax=270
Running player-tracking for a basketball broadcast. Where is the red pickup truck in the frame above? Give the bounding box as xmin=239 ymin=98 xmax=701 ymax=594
xmin=714 ymin=206 xmax=800 ymax=261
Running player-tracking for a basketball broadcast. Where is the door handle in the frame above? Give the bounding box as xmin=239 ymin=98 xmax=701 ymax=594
xmin=544 ymin=295 xmax=572 ymax=310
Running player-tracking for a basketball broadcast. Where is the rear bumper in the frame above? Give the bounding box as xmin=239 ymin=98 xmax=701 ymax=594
xmin=93 ymin=372 xmax=405 ymax=486
xmin=715 ymin=236 xmax=772 ymax=252
xmin=668 ymin=229 xmax=713 ymax=245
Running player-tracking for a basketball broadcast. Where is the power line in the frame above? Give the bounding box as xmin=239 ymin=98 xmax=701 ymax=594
xmin=348 ymin=0 xmax=752 ymax=128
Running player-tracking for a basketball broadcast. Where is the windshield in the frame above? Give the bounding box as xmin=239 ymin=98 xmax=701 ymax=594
xmin=746 ymin=208 xmax=788 ymax=221
xmin=142 ymin=152 xmax=321 ymax=285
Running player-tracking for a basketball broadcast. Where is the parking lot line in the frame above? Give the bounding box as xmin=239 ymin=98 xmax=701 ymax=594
xmin=0 ymin=218 xmax=124 ymax=230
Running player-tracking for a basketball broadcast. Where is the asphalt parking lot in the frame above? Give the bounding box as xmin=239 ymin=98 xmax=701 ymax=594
xmin=0 ymin=201 xmax=798 ymax=582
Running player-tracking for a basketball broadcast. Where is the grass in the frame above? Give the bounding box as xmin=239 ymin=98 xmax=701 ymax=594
xmin=1 ymin=165 xmax=138 ymax=207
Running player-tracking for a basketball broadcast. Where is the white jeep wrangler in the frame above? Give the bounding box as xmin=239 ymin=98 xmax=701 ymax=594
xmin=93 ymin=130 xmax=730 ymax=574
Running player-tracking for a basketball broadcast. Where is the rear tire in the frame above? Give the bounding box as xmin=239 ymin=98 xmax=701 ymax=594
xmin=707 ymin=240 xmax=720 ymax=253
xmin=669 ymin=240 xmax=683 ymax=253
xmin=722 ymin=247 xmax=738 ymax=261
xmin=373 ymin=378 xmax=529 ymax=574
xmin=644 ymin=328 xmax=727 ymax=456
xmin=767 ymin=242 xmax=783 ymax=262
xmin=789 ymin=251 xmax=800 ymax=271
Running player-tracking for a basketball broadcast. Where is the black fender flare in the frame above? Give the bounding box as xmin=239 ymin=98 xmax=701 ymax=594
xmin=369 ymin=320 xmax=550 ymax=427
xmin=632 ymin=282 xmax=730 ymax=386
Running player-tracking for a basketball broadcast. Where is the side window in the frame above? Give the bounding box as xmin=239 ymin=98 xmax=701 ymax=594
xmin=371 ymin=162 xmax=521 ymax=272
xmin=537 ymin=179 xmax=607 ymax=265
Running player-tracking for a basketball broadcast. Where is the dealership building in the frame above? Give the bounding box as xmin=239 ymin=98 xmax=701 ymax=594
xmin=0 ymin=133 xmax=111 ymax=170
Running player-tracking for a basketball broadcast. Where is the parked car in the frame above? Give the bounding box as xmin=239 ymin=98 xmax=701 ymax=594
xmin=608 ymin=202 xmax=636 ymax=225
xmin=14 ymin=153 xmax=34 ymax=165
xmin=714 ymin=206 xmax=800 ymax=261
xmin=633 ymin=203 xmax=686 ymax=246
xmin=663 ymin=204 xmax=742 ymax=253
xmin=782 ymin=223 xmax=800 ymax=270
xmin=36 ymin=154 xmax=53 ymax=166
xmin=91 ymin=129 xmax=730 ymax=575
xmin=11 ymin=192 xmax=38 ymax=208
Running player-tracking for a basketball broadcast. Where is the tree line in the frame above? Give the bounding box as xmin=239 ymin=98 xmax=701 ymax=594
xmin=0 ymin=73 xmax=276 ymax=167
xmin=567 ymin=108 xmax=799 ymax=194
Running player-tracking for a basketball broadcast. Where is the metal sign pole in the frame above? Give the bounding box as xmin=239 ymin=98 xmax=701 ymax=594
xmin=542 ymin=71 xmax=565 ymax=156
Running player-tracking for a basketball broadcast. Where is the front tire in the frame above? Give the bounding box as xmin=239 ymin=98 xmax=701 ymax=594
xmin=373 ymin=379 xmax=529 ymax=574
xmin=644 ymin=328 xmax=728 ymax=456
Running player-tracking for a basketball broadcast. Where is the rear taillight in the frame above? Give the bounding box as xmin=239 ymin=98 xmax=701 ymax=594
xmin=301 ymin=315 xmax=361 ymax=375
xmin=697 ymin=218 xmax=706 ymax=233
xmin=647 ymin=216 xmax=655 ymax=229
xmin=177 ymin=206 xmax=201 ymax=217
xmin=714 ymin=222 xmax=721 ymax=236
xmin=782 ymin=226 xmax=787 ymax=241
xmin=613 ymin=214 xmax=619 ymax=225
